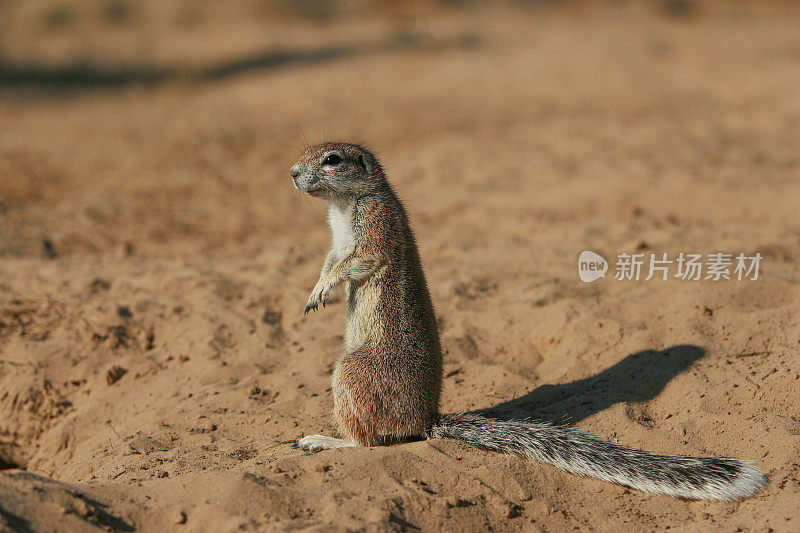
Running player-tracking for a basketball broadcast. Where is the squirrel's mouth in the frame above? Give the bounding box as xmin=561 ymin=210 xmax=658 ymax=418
xmin=292 ymin=177 xmax=326 ymax=196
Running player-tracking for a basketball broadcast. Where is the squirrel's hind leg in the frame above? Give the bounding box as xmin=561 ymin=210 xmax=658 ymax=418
xmin=293 ymin=434 xmax=358 ymax=452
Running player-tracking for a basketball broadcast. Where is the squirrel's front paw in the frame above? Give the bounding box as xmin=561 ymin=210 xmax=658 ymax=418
xmin=304 ymin=281 xmax=330 ymax=315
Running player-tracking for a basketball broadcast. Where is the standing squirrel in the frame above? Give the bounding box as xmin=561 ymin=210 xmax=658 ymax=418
xmin=289 ymin=142 xmax=767 ymax=501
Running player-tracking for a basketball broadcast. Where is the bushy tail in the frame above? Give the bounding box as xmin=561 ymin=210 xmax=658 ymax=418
xmin=428 ymin=414 xmax=767 ymax=501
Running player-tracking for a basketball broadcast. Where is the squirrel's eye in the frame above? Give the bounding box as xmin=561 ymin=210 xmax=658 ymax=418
xmin=322 ymin=154 xmax=342 ymax=166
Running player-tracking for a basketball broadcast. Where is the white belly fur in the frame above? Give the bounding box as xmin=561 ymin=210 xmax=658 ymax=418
xmin=328 ymin=203 xmax=356 ymax=257
xmin=329 ymin=203 xmax=378 ymax=352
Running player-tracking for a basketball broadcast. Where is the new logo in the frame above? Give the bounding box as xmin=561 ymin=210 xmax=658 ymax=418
xmin=578 ymin=251 xmax=608 ymax=283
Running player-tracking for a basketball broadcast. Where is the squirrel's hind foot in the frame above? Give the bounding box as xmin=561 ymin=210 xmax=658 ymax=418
xmin=293 ymin=435 xmax=358 ymax=452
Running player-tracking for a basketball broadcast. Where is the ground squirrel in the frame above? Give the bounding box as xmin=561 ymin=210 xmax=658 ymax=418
xmin=289 ymin=142 xmax=767 ymax=501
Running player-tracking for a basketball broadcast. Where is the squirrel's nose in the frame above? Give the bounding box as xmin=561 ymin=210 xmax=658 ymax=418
xmin=290 ymin=165 xmax=300 ymax=178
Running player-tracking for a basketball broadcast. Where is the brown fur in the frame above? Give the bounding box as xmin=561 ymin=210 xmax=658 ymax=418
xmin=291 ymin=142 xmax=442 ymax=445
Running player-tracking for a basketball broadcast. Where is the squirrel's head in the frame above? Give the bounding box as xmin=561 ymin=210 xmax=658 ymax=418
xmin=290 ymin=142 xmax=384 ymax=201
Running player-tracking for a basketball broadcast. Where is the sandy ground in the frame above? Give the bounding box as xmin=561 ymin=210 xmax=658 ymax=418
xmin=1 ymin=2 xmax=800 ymax=531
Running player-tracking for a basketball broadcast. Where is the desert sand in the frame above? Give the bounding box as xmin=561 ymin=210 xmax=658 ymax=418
xmin=1 ymin=1 xmax=799 ymax=531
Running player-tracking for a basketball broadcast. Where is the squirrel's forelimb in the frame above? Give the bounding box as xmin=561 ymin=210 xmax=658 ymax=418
xmin=305 ymin=252 xmax=383 ymax=314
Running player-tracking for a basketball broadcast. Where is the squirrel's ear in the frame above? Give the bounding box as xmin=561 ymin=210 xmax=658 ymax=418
xmin=358 ymin=154 xmax=368 ymax=172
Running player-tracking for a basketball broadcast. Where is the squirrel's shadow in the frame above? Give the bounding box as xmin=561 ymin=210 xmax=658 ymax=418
xmin=471 ymin=345 xmax=705 ymax=425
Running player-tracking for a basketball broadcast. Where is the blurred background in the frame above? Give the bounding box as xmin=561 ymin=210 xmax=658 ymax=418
xmin=2 ymin=0 xmax=798 ymax=260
